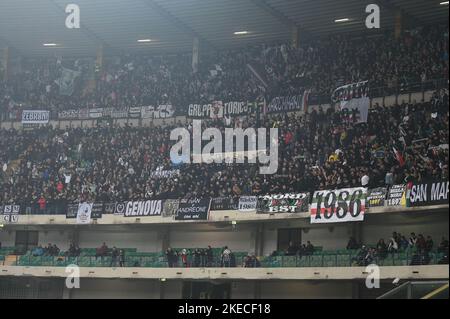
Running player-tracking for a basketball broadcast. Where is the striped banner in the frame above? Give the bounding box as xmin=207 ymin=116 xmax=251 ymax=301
xmin=310 ymin=187 xmax=367 ymax=224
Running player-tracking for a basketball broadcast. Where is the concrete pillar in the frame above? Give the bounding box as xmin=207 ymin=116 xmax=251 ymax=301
xmin=192 ymin=37 xmax=199 ymax=73
xmin=62 ymin=286 xmax=74 ymax=299
xmin=254 ymin=224 xmax=265 ymax=257
xmin=1 ymin=46 xmax=9 ymax=81
xmin=352 ymin=281 xmax=361 ymax=299
xmin=96 ymin=45 xmax=103 ymax=72
xmin=160 ymin=280 xmax=166 ymax=299
xmin=291 ymin=26 xmax=300 ymax=49
xmin=394 ymin=10 xmax=402 ymax=40
xmin=254 ymin=281 xmax=262 ymax=299
xmin=161 ymin=226 xmax=170 ymax=251
xmin=353 ymin=223 xmax=363 ymax=245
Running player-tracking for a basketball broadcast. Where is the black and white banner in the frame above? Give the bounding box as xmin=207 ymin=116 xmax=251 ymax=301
xmin=187 ymin=101 xmax=255 ymax=119
xmin=128 ymin=107 xmax=142 ymax=118
xmin=89 ymin=108 xmax=103 ymax=119
xmin=21 ymin=110 xmax=50 ymax=124
xmin=257 ymin=193 xmax=310 ymax=214
xmin=367 ymin=187 xmax=387 ymax=207
xmin=58 ymin=109 xmax=81 ymax=120
xmin=163 ymin=199 xmax=180 ymax=217
xmin=175 ymin=198 xmax=211 ymax=221
xmin=141 ymin=105 xmax=176 ymax=119
xmin=210 ymin=197 xmax=239 ymax=211
xmin=76 ymin=202 xmax=93 ymax=224
xmin=332 ymin=80 xmax=369 ymax=123
xmin=311 ymin=187 xmax=367 ymax=224
xmin=2 ymin=205 xmax=20 ymax=223
xmin=150 ymin=169 xmax=180 ymax=179
xmin=238 ymin=196 xmax=258 ymax=212
xmin=266 ymin=94 xmax=307 ymax=114
xmin=102 ymin=107 xmax=130 ymax=119
xmin=115 ymin=200 xmax=163 ymax=217
xmin=66 ymin=204 xmax=78 ymax=218
xmin=386 ymin=184 xmax=406 ymax=206
xmin=407 ymin=180 xmax=449 ymax=207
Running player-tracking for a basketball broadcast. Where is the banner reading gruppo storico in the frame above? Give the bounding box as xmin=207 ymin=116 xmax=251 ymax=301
xmin=311 ymin=187 xmax=367 ymax=224
xmin=175 ymin=198 xmax=211 ymax=220
xmin=22 ymin=110 xmax=50 ymax=124
xmin=114 ymin=200 xmax=163 ymax=217
xmin=187 ymin=101 xmax=256 ymax=119
xmin=257 ymin=193 xmax=310 ymax=214
xmin=407 ymin=180 xmax=449 ymax=207
xmin=332 ymin=80 xmax=369 ymax=123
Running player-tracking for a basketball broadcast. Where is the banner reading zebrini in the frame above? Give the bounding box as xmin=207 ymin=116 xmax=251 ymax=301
xmin=310 ymin=187 xmax=367 ymax=224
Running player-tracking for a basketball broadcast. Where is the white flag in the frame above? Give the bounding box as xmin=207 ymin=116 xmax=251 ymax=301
xmin=76 ymin=202 xmax=92 ymax=224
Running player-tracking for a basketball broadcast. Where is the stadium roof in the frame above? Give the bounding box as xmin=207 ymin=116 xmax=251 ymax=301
xmin=0 ymin=0 xmax=448 ymax=57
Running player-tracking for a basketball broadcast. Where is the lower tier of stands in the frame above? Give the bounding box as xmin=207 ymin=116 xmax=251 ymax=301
xmin=2 ymin=247 xmax=447 ymax=268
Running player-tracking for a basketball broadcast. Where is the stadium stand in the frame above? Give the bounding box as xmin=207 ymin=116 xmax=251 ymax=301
xmin=0 ymin=1 xmax=448 ymax=300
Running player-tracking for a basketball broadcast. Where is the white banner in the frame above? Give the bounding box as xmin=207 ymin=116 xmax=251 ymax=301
xmin=310 ymin=187 xmax=367 ymax=224
xmin=238 ymin=196 xmax=258 ymax=212
xmin=89 ymin=108 xmax=103 ymax=119
xmin=141 ymin=105 xmax=175 ymax=119
xmin=76 ymin=202 xmax=92 ymax=224
xmin=332 ymin=80 xmax=369 ymax=123
xmin=21 ymin=110 xmax=50 ymax=124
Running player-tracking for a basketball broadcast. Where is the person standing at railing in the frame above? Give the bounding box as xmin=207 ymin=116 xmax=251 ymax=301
xmin=180 ymin=249 xmax=189 ymax=268
xmin=110 ymin=247 xmax=119 ymax=267
xmin=221 ymin=246 xmax=232 ymax=268
xmin=165 ymin=247 xmax=177 ymax=268
xmin=119 ymin=249 xmax=125 ymax=267
xmin=206 ymin=246 xmax=214 ymax=267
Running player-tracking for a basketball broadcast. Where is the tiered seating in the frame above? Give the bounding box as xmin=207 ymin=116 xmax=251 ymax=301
xmin=11 ymin=247 xmax=446 ymax=268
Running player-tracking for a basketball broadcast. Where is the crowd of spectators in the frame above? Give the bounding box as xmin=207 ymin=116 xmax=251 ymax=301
xmin=31 ymin=243 xmax=60 ymax=257
xmin=165 ymin=246 xmax=251 ymax=268
xmin=0 ymin=92 xmax=447 ymax=205
xmin=0 ymin=24 xmax=448 ymax=206
xmin=0 ymin=25 xmax=448 ymax=118
xmin=350 ymin=233 xmax=449 ymax=266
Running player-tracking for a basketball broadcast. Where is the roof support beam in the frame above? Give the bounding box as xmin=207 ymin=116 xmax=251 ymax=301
xmin=376 ymin=0 xmax=423 ymax=25
xmin=141 ymin=0 xmax=217 ymax=51
xmin=249 ymin=0 xmax=296 ymax=29
xmin=248 ymin=0 xmax=313 ymax=41
xmin=47 ymin=0 xmax=113 ymax=51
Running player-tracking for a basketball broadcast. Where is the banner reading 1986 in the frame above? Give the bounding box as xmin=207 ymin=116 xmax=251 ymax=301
xmin=310 ymin=187 xmax=367 ymax=224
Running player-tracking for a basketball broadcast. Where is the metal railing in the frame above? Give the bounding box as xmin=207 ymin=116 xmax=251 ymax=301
xmin=377 ymin=281 xmax=449 ymax=299
xmin=10 ymin=250 xmax=447 ymax=268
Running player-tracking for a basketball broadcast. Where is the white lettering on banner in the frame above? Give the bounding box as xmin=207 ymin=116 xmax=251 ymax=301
xmin=261 ymin=193 xmax=308 ymax=200
xmin=141 ymin=105 xmax=175 ymax=119
xmin=431 ymin=182 xmax=449 ymax=201
xmin=238 ymin=196 xmax=257 ymax=212
xmin=332 ymin=81 xmax=369 ymax=123
xmin=409 ymin=184 xmax=427 ymax=203
xmin=409 ymin=181 xmax=449 ymax=205
xmin=21 ymin=110 xmax=50 ymax=124
xmin=311 ymin=188 xmax=367 ymax=224
xmin=124 ymin=200 xmax=162 ymax=217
